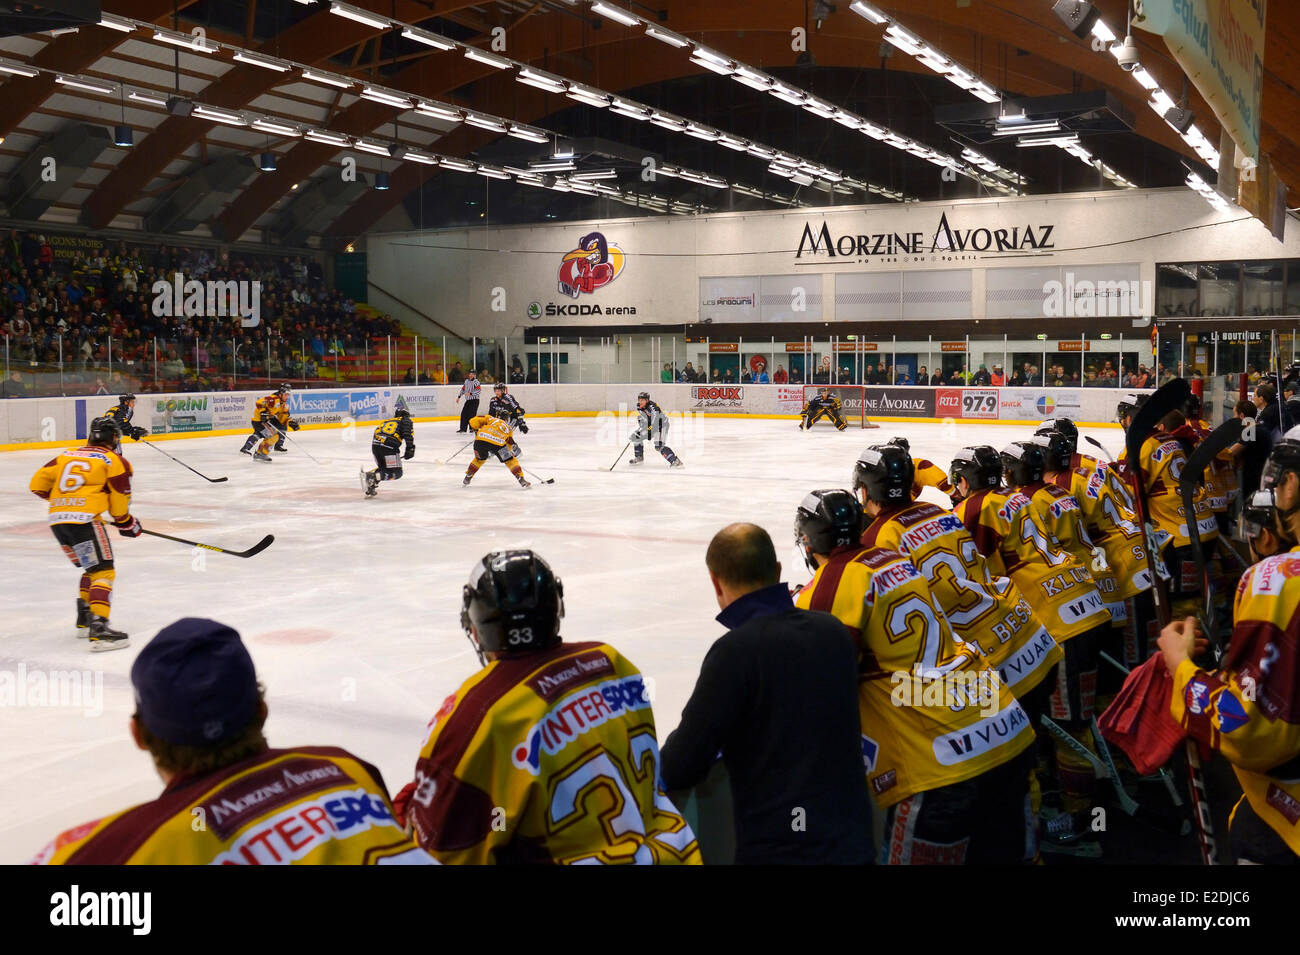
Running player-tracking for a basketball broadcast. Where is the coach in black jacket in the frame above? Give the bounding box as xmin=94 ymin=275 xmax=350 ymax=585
xmin=660 ymin=523 xmax=873 ymax=864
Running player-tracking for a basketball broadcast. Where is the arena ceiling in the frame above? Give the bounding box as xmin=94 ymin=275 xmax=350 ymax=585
xmin=0 ymin=0 xmax=1294 ymax=248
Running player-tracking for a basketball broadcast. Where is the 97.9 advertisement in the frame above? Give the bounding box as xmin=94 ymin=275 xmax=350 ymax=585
xmin=936 ymin=388 xmax=999 ymax=419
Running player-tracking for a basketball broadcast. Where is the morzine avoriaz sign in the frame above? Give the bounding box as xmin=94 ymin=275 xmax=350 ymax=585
xmin=795 ymin=212 xmax=1057 ymax=261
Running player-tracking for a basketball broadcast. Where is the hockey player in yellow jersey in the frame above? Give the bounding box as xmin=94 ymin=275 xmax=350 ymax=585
xmin=240 ymin=384 xmax=296 ymax=462
xmin=33 ymin=617 xmax=432 ymax=865
xmin=29 ymin=416 xmax=140 ymax=651
xmin=463 ymin=414 xmax=530 ymax=488
xmin=854 ymin=443 xmax=1061 ymax=701
xmin=1158 ymin=429 xmax=1300 ymax=862
xmin=400 ymin=551 xmax=701 ymax=864
xmin=950 ymin=445 xmax=1112 ymax=850
xmin=793 ymin=489 xmax=1036 ymax=864
xmin=1118 ymin=396 xmax=1219 ymax=620
xmin=271 ymin=382 xmax=295 ymax=453
xmin=800 ymin=389 xmax=847 ymax=431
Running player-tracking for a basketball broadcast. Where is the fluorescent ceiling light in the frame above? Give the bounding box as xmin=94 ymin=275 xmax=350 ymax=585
xmin=463 ymin=47 xmax=511 ymax=69
xmin=992 ymin=119 xmax=1060 ymax=136
xmin=400 ymin=27 xmax=456 ymax=50
xmin=1131 ymin=67 xmax=1158 ymax=90
xmin=591 ymin=2 xmax=640 ymax=27
xmin=654 ymin=165 xmax=680 ymax=178
xmin=329 ymin=3 xmax=390 ymax=30
xmin=506 ymin=124 xmax=549 ymax=142
xmin=609 ymin=99 xmax=650 ymax=120
xmin=718 ymin=134 xmax=749 ymax=150
xmin=970 ymin=83 xmax=1000 ymax=103
xmin=946 ymin=66 xmax=978 ymax=90
xmin=1016 ymin=133 xmax=1080 ymax=147
xmin=915 ymin=48 xmax=950 ymax=73
xmin=883 ymin=24 xmax=923 ymax=55
xmin=464 ymin=112 xmax=507 ymax=132
xmin=690 ymin=53 xmax=736 ymax=75
xmin=860 ymin=122 xmax=887 ymax=139
xmin=403 ymin=152 xmax=437 ymax=165
xmin=55 ymin=75 xmax=115 ymax=95
xmin=252 ymin=118 xmax=301 ymax=136
xmin=690 ymin=46 xmax=733 ymax=67
xmin=98 ymin=14 xmax=135 ymax=32
xmin=128 ymin=90 xmax=168 ymax=106
xmin=361 ymin=87 xmax=413 ymax=108
xmin=685 ymin=123 xmax=719 ymax=141
xmin=528 ymin=160 xmax=576 ymax=172
xmin=1148 ymin=89 xmax=1176 ymax=114
xmin=153 ymin=29 xmax=214 ymax=52
xmin=476 ymin=166 xmax=511 ymax=179
xmin=732 ymin=65 xmax=772 ymax=90
xmin=649 ymin=111 xmax=685 ymax=129
xmin=832 ymin=111 xmax=864 ymax=129
xmin=644 ymin=26 xmax=690 ymax=48
xmin=193 ymin=105 xmax=246 ymax=125
xmin=1092 ymin=20 xmax=1117 ymax=43
xmin=802 ymin=97 xmax=838 ymax=118
xmin=440 ymin=158 xmax=475 ymax=172
xmin=305 ymin=129 xmax=350 ymax=145
xmin=517 ymin=68 xmax=566 ymax=93
xmin=516 ymin=176 xmax=547 ymax=188
xmin=850 ymin=1 xmax=890 ymax=24
xmin=352 ymin=139 xmax=391 ymax=155
xmin=745 ymin=144 xmax=776 ymax=159
xmin=0 ymin=59 xmax=38 ymax=77
xmin=565 ymin=84 xmax=610 ymax=107
xmin=571 ymin=169 xmax=618 ymax=180
xmin=415 ymin=102 xmax=461 ymax=122
xmin=790 ymin=172 xmax=814 ymax=186
xmin=769 ymin=84 xmax=806 ymax=105
xmin=233 ymin=52 xmax=290 ymax=72
xmin=302 ymin=70 xmax=352 ymax=89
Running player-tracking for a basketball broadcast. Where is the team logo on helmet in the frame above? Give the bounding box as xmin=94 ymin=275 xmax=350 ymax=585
xmin=557 ymin=231 xmax=625 ymax=299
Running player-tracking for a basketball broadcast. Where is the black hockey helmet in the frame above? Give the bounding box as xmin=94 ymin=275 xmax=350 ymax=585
xmin=493 ymin=382 xmax=507 ymax=393
xmin=1184 ymin=393 xmax=1203 ymax=418
xmin=1262 ymin=426 xmax=1300 ymax=497
xmin=949 ymin=446 xmax=1002 ymax=495
xmin=1032 ymin=430 xmax=1072 ymax=473
xmin=853 ymin=445 xmax=915 ymax=505
xmin=88 ymin=416 xmax=123 ymax=448
xmin=393 ymin=395 xmax=410 ymax=417
xmin=1001 ymin=441 xmax=1046 ymax=487
xmin=119 ymin=392 xmax=136 ymax=404
xmin=461 ymin=550 xmax=564 ymax=666
xmin=1035 ymin=417 xmax=1078 ymax=454
xmin=794 ymin=489 xmax=864 ymax=572
xmin=886 ymin=436 xmax=911 ymax=454
xmin=1116 ymin=393 xmax=1148 ymax=424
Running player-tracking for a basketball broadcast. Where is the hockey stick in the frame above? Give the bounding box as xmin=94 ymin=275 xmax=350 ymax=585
xmin=1085 ymin=435 xmax=1117 ymax=460
xmin=139 ymin=438 xmax=228 ymax=482
xmin=1124 ymin=377 xmax=1218 ymax=865
xmin=523 ymin=467 xmax=555 ymax=485
xmin=446 ymin=440 xmax=472 ymax=463
xmin=142 ymin=528 xmax=274 ymax=558
xmin=267 ymin=421 xmax=323 ymax=465
xmin=608 ymin=440 xmax=631 ymax=472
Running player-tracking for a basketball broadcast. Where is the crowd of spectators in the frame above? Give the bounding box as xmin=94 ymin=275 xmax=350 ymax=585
xmin=0 ymin=228 xmax=402 ymax=397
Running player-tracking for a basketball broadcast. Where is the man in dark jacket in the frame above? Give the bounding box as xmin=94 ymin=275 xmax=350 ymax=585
xmin=660 ymin=523 xmax=873 ymax=864
xmin=1234 ymin=380 xmax=1295 ymax=497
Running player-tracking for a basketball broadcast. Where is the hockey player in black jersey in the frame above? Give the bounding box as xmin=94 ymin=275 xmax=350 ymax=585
xmin=800 ymin=389 xmax=847 ymax=431
xmin=489 ymin=382 xmax=527 ymax=457
xmin=629 ymin=392 xmax=682 ymax=468
xmin=362 ymin=397 xmax=415 ymax=497
xmin=104 ymin=394 xmax=148 ymax=442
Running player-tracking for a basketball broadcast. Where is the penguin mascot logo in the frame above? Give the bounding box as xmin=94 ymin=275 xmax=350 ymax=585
xmin=557 ymin=231 xmax=625 ymax=299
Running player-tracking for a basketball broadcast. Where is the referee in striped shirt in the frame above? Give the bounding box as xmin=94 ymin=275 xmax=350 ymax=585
xmin=456 ymin=370 xmax=481 ymax=433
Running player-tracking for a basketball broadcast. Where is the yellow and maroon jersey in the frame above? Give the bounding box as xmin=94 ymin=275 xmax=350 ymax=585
xmin=407 ymin=641 xmax=700 ymax=865
xmin=861 ymin=502 xmax=1060 ymax=697
xmin=32 ymin=747 xmax=432 ymax=865
xmin=1072 ymin=451 xmax=1136 ymax=514
xmin=912 ymin=457 xmax=954 ymax=499
xmin=467 ymin=415 xmax=514 ymax=447
xmin=29 ymin=445 xmax=132 ymax=525
xmin=253 ymin=393 xmax=286 ymax=422
xmin=955 ymin=487 xmax=1110 ymax=640
xmin=1049 ymin=465 xmax=1152 ymax=605
xmin=1190 ymin=419 xmax=1230 ymax=514
xmin=795 ymin=546 xmax=1033 ymax=807
xmin=1123 ymin=432 xmax=1219 ymax=548
xmin=1170 ymin=551 xmax=1300 ymax=855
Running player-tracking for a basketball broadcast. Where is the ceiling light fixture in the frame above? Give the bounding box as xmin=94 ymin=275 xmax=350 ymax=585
xmin=463 ymin=47 xmax=512 ymax=69
xmin=644 ymin=26 xmax=690 ymax=48
xmin=252 ymin=118 xmax=301 ymax=136
xmin=301 ymin=70 xmax=352 ymax=89
xmin=517 ymin=68 xmax=567 ymax=93
xmin=329 ymin=3 xmax=391 ymax=30
xmin=849 ymin=1 xmax=890 ymax=24
xmin=98 ymin=14 xmax=135 ymax=32
xmin=233 ymin=51 xmax=290 ymax=72
xmin=360 ymin=87 xmax=413 ymax=108
xmin=153 ymin=28 xmax=215 ymax=52
xmin=55 ymin=75 xmax=116 ymax=95
xmin=305 ymin=129 xmax=350 ymax=146
xmin=400 ymin=27 xmax=457 ymax=50
xmin=591 ymin=2 xmax=641 ymax=27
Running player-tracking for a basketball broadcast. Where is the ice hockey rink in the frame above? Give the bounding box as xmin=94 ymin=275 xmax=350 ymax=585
xmin=0 ymin=413 xmax=1127 ymax=862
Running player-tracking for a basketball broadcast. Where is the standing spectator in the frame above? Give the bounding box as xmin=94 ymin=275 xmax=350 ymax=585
xmin=773 ymin=363 xmax=788 ymax=384
xmin=1231 ymin=381 xmax=1294 ymax=499
xmin=660 ymin=523 xmax=873 ymax=864
xmin=456 ymin=369 xmax=481 ymax=433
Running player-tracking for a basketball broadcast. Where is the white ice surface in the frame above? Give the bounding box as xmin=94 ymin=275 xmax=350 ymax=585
xmin=0 ymin=414 xmax=1125 ymax=862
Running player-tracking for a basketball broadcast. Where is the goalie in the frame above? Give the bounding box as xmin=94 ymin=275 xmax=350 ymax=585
xmin=800 ymin=389 xmax=847 ymax=431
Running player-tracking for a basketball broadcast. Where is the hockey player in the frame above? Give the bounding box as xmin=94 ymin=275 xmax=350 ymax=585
xmin=240 ymin=384 xmax=297 ymax=462
xmin=793 ymin=489 xmax=1036 ymax=864
xmin=398 ymin=550 xmax=701 ymax=864
xmin=363 ymin=396 xmax=415 ymax=498
xmin=28 ymin=416 xmax=140 ymax=651
xmin=103 ymin=393 xmax=148 ymax=442
xmin=629 ymin=392 xmax=683 ymax=467
xmin=33 ymin=617 xmax=432 ymax=865
xmin=489 ymin=381 xmax=527 ymax=457
xmin=1240 ymin=488 xmax=1293 ymax=562
xmin=854 ymin=444 xmax=1061 ymax=702
xmin=1157 ymin=430 xmax=1300 ymax=863
xmin=800 ymin=388 xmax=847 ymax=431
xmin=1036 ymin=416 xmax=1135 ymax=513
xmin=272 ymin=382 xmax=294 ymax=453
xmin=885 ymin=436 xmax=957 ymax=500
xmin=950 ymin=445 xmax=1113 ymax=849
xmin=1184 ymin=393 xmax=1230 ymax=532
xmin=1117 ymin=397 xmax=1219 ymax=618
xmin=463 ymin=414 xmax=530 ymax=488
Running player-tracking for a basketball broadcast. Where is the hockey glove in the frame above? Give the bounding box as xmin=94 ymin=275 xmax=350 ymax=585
xmin=517 ymin=420 xmax=529 ymax=434
xmin=288 ymin=419 xmax=300 ymax=431
xmin=391 ymin=781 xmax=415 ymax=830
xmin=130 ymin=426 xmax=148 ymax=441
xmin=113 ymin=515 xmax=143 ymax=538
xmin=404 ymin=444 xmax=415 ymax=460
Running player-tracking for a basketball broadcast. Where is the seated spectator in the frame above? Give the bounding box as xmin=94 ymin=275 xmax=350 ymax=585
xmin=681 ymin=361 xmax=699 ymax=382
xmin=740 ymin=370 xmax=752 ymax=384
xmin=431 ymin=362 xmax=447 ymax=384
xmin=2 ymin=369 xmax=25 ymax=398
xmin=509 ymin=365 xmax=524 ymax=384
xmin=916 ymin=364 xmax=929 ymax=385
xmin=723 ymin=367 xmax=736 ymax=383
xmin=990 ymin=364 xmax=1005 ymax=386
xmin=751 ymin=359 xmax=770 ymax=384
xmin=971 ymin=364 xmax=991 ymax=386
xmin=448 ymin=361 xmax=465 ymax=384
xmin=528 ymin=364 xmax=539 ymax=382
xmin=32 ymin=618 xmax=431 ymax=865
xmin=773 ymin=363 xmax=788 ymax=384
xmin=788 ymin=365 xmax=803 ymax=384
xmin=662 ymin=362 xmax=674 ymax=383
xmin=404 ymin=367 xmax=416 ymax=384
xmin=896 ymin=369 xmax=913 ymax=385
